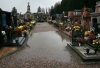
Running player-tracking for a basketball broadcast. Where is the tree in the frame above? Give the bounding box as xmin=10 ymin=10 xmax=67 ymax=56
xmin=54 ymin=2 xmax=62 ymax=14
xmin=37 ymin=6 xmax=41 ymax=12
xmin=84 ymin=0 xmax=96 ymax=11
xmin=61 ymin=0 xmax=97 ymax=12
xmin=61 ymin=0 xmax=69 ymax=12
xmin=50 ymin=8 xmax=55 ymax=16
xmin=50 ymin=6 xmax=55 ymax=16
xmin=11 ymin=7 xmax=17 ymax=27
xmin=11 ymin=7 xmax=17 ymax=15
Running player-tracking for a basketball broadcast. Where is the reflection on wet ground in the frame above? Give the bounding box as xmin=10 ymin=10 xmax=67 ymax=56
xmin=26 ymin=31 xmax=71 ymax=62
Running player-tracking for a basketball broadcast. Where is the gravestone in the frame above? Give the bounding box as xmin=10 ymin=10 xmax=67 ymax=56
xmin=72 ymin=27 xmax=84 ymax=45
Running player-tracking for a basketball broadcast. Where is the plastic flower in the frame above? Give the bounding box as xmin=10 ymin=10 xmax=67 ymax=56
xmin=90 ymin=31 xmax=95 ymax=36
xmin=92 ymin=40 xmax=99 ymax=46
xmin=23 ymin=25 xmax=28 ymax=30
xmin=2 ymin=31 xmax=6 ymax=35
xmin=22 ymin=30 xmax=28 ymax=34
xmin=31 ymin=20 xmax=35 ymax=24
xmin=84 ymin=31 xmax=90 ymax=36
xmin=59 ymin=23 xmax=63 ymax=25
xmin=52 ymin=20 xmax=57 ymax=23
xmin=73 ymin=26 xmax=80 ymax=29
xmin=18 ymin=26 xmax=23 ymax=29
xmin=96 ymin=34 xmax=100 ymax=39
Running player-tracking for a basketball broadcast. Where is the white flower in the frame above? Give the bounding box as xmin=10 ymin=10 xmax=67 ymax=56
xmin=9 ymin=26 xmax=12 ymax=28
xmin=66 ymin=26 xmax=71 ymax=29
xmin=96 ymin=34 xmax=100 ymax=38
xmin=2 ymin=31 xmax=6 ymax=35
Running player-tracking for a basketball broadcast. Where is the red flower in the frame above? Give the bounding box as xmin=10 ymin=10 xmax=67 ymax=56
xmin=15 ymin=28 xmax=22 ymax=34
xmin=90 ymin=31 xmax=95 ymax=36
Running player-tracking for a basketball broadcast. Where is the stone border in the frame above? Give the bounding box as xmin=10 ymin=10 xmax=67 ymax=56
xmin=68 ymin=44 xmax=100 ymax=62
xmin=49 ymin=23 xmax=72 ymax=37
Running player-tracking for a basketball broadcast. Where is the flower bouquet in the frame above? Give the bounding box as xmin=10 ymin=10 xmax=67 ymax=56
xmin=1 ymin=31 xmax=7 ymax=43
xmin=93 ymin=40 xmax=100 ymax=54
xmin=84 ymin=30 xmax=90 ymax=36
xmin=5 ymin=26 xmax=12 ymax=38
xmin=14 ymin=27 xmax=22 ymax=37
xmin=73 ymin=26 xmax=80 ymax=30
xmin=23 ymin=25 xmax=28 ymax=30
xmin=66 ymin=26 xmax=71 ymax=32
xmin=31 ymin=20 xmax=36 ymax=25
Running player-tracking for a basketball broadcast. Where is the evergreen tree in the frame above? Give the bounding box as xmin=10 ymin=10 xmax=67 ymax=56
xmin=54 ymin=2 xmax=62 ymax=14
xmin=37 ymin=6 xmax=41 ymax=12
xmin=11 ymin=7 xmax=17 ymax=15
xmin=51 ymin=0 xmax=99 ymax=15
xmin=61 ymin=0 xmax=97 ymax=12
xmin=50 ymin=8 xmax=55 ymax=16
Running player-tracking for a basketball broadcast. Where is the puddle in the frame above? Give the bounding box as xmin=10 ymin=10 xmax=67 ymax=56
xmin=15 ymin=31 xmax=72 ymax=62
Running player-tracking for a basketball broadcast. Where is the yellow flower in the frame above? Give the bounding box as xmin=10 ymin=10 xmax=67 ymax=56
xmin=87 ymin=31 xmax=90 ymax=34
xmin=31 ymin=21 xmax=35 ymax=24
xmin=73 ymin=26 xmax=80 ymax=29
xmin=84 ymin=32 xmax=87 ymax=35
xmin=77 ymin=26 xmax=80 ymax=28
xmin=30 ymin=24 xmax=32 ymax=26
xmin=18 ymin=26 xmax=23 ymax=29
xmin=22 ymin=30 xmax=28 ymax=34
xmin=84 ymin=31 xmax=90 ymax=36
xmin=96 ymin=42 xmax=98 ymax=44
xmin=93 ymin=40 xmax=95 ymax=43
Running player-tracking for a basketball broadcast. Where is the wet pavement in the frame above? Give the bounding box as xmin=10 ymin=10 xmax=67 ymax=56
xmin=0 ymin=22 xmax=100 ymax=68
xmin=0 ymin=47 xmax=18 ymax=58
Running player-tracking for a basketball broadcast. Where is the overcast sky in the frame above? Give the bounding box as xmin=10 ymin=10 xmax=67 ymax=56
xmin=0 ymin=0 xmax=61 ymax=14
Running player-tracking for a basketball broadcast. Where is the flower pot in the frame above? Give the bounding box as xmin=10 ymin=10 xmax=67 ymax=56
xmin=86 ymin=48 xmax=90 ymax=55
xmin=24 ymin=33 xmax=27 ymax=37
xmin=16 ymin=40 xmax=18 ymax=43
xmin=94 ymin=49 xmax=98 ymax=54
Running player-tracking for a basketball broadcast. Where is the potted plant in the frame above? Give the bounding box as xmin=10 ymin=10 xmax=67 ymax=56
xmin=5 ymin=25 xmax=12 ymax=38
xmin=14 ymin=27 xmax=22 ymax=37
xmin=22 ymin=30 xmax=28 ymax=37
xmin=92 ymin=40 xmax=99 ymax=54
xmin=66 ymin=26 xmax=71 ymax=32
xmin=1 ymin=31 xmax=7 ymax=43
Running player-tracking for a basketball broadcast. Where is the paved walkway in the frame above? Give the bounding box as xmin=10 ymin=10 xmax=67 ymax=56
xmin=0 ymin=22 xmax=99 ymax=68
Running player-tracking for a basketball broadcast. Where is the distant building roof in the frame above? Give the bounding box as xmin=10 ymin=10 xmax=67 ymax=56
xmin=38 ymin=12 xmax=44 ymax=13
xmin=88 ymin=8 xmax=94 ymax=12
xmin=96 ymin=1 xmax=100 ymax=6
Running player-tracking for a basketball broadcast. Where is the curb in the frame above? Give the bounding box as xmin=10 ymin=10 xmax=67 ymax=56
xmin=50 ymin=24 xmax=72 ymax=37
xmin=68 ymin=44 xmax=100 ymax=62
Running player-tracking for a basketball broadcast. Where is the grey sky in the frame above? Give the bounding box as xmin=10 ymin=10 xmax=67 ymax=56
xmin=0 ymin=0 xmax=61 ymax=14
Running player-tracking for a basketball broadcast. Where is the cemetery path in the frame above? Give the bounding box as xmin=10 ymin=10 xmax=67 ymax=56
xmin=0 ymin=22 xmax=99 ymax=68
